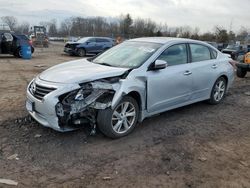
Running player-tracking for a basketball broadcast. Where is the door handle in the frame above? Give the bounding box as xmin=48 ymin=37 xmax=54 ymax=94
xmin=212 ymin=64 xmax=218 ymax=69
xmin=184 ymin=70 xmax=192 ymax=75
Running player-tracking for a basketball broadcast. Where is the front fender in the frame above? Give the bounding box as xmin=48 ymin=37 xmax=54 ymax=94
xmin=111 ymin=78 xmax=146 ymax=110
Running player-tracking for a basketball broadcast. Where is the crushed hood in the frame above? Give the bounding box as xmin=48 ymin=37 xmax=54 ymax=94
xmin=66 ymin=42 xmax=79 ymax=44
xmin=39 ymin=59 xmax=129 ymax=84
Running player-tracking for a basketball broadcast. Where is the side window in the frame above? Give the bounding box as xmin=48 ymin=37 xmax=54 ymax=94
xmin=190 ymin=44 xmax=211 ymax=62
xmin=96 ymin=38 xmax=103 ymax=43
xmin=2 ymin=33 xmax=13 ymax=42
xmin=87 ymin=38 xmax=96 ymax=43
xmin=211 ymin=49 xmax=218 ymax=59
xmin=97 ymin=38 xmax=109 ymax=43
xmin=157 ymin=44 xmax=188 ymax=66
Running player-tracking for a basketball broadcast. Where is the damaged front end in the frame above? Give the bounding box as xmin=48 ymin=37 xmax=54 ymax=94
xmin=55 ymin=78 xmax=119 ymax=133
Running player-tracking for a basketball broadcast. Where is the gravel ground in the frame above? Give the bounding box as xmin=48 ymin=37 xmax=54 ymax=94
xmin=0 ymin=42 xmax=250 ymax=188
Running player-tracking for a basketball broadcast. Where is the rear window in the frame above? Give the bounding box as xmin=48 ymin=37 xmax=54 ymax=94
xmin=190 ymin=44 xmax=211 ymax=62
xmin=211 ymin=49 xmax=218 ymax=59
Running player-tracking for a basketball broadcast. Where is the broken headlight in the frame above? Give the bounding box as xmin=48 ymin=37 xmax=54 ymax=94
xmin=74 ymin=83 xmax=93 ymax=101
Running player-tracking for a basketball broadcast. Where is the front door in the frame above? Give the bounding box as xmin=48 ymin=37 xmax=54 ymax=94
xmin=1 ymin=33 xmax=13 ymax=54
xmin=147 ymin=43 xmax=193 ymax=113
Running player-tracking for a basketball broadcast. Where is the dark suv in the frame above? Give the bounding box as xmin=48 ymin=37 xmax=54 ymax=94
xmin=221 ymin=44 xmax=246 ymax=60
xmin=0 ymin=32 xmax=34 ymax=57
xmin=64 ymin=37 xmax=114 ymax=57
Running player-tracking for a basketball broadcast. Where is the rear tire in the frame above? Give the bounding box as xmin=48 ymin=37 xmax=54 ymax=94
xmin=78 ymin=48 xmax=86 ymax=57
xmin=15 ymin=48 xmax=22 ymax=58
xmin=236 ymin=68 xmax=247 ymax=78
xmin=97 ymin=96 xmax=139 ymax=139
xmin=208 ymin=77 xmax=227 ymax=105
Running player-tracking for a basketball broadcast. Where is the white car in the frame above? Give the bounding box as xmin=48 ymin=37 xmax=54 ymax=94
xmin=26 ymin=37 xmax=234 ymax=138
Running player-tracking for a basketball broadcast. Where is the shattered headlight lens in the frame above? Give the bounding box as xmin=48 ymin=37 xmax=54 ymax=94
xmin=75 ymin=89 xmax=84 ymax=100
xmin=74 ymin=83 xmax=93 ymax=101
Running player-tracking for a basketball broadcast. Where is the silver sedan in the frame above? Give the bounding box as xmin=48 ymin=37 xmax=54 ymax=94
xmin=26 ymin=37 xmax=234 ymax=138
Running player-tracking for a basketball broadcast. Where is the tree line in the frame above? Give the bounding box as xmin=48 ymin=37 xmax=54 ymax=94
xmin=1 ymin=14 xmax=249 ymax=43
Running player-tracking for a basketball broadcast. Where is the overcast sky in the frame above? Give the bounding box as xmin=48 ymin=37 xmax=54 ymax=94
xmin=0 ymin=0 xmax=250 ymax=33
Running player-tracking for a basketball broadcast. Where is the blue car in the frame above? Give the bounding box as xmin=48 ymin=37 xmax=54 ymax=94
xmin=64 ymin=37 xmax=114 ymax=57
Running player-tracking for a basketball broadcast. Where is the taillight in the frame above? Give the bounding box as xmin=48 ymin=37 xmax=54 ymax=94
xmin=28 ymin=40 xmax=33 ymax=46
xmin=229 ymin=60 xmax=236 ymax=69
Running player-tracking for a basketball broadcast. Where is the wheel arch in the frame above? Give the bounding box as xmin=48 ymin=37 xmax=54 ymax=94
xmin=77 ymin=47 xmax=86 ymax=51
xmin=220 ymin=74 xmax=228 ymax=85
xmin=127 ymin=91 xmax=142 ymax=111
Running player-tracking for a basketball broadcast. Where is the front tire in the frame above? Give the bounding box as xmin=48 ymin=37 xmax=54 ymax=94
xmin=208 ymin=77 xmax=227 ymax=104
xmin=97 ymin=96 xmax=139 ymax=139
xmin=78 ymin=48 xmax=86 ymax=57
xmin=236 ymin=68 xmax=247 ymax=78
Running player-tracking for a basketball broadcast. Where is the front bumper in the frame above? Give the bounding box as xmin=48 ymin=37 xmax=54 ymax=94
xmin=64 ymin=47 xmax=77 ymax=55
xmin=26 ymin=78 xmax=80 ymax=132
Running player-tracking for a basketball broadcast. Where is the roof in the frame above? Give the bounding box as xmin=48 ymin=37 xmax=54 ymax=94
xmin=129 ymin=37 xmax=202 ymax=44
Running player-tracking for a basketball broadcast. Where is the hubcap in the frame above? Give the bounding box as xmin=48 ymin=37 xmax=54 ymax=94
xmin=111 ymin=102 xmax=136 ymax=134
xmin=213 ymin=80 xmax=225 ymax=102
xmin=79 ymin=49 xmax=85 ymax=56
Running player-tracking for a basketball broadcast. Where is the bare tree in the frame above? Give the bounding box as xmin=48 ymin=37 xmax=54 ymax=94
xmin=48 ymin=19 xmax=57 ymax=36
xmin=191 ymin=27 xmax=200 ymax=40
xmin=214 ymin=26 xmax=229 ymax=43
xmin=1 ymin=16 xmax=17 ymax=30
xmin=119 ymin=14 xmax=133 ymax=38
xmin=200 ymin=32 xmax=216 ymax=41
xmin=15 ymin=22 xmax=30 ymax=34
xmin=60 ymin=18 xmax=73 ymax=36
xmin=236 ymin=26 xmax=249 ymax=43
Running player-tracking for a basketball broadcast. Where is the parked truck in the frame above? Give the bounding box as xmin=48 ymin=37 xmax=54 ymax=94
xmin=30 ymin=26 xmax=49 ymax=47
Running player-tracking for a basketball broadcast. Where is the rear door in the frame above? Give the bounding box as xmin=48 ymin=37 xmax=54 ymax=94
xmin=86 ymin=38 xmax=97 ymax=53
xmin=188 ymin=43 xmax=219 ymax=100
xmin=147 ymin=43 xmax=193 ymax=113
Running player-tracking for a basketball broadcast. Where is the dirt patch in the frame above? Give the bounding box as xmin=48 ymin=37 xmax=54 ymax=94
xmin=0 ymin=43 xmax=250 ymax=187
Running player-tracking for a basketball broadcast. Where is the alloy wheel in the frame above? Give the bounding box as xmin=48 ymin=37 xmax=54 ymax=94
xmin=111 ymin=101 xmax=136 ymax=134
xmin=213 ymin=80 xmax=226 ymax=102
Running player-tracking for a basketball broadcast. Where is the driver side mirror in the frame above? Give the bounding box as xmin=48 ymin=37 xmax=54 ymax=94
xmin=151 ymin=60 xmax=167 ymax=70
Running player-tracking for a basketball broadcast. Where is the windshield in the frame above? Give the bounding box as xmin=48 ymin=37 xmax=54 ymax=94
xmin=77 ymin=38 xmax=89 ymax=43
xmin=226 ymin=44 xmax=239 ymax=50
xmin=92 ymin=41 xmax=162 ymax=68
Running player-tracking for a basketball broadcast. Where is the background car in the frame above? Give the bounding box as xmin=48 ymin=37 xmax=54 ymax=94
xmin=217 ymin=43 xmax=228 ymax=51
xmin=0 ymin=32 xmax=34 ymax=57
xmin=222 ymin=44 xmax=246 ymax=60
xmin=64 ymin=37 xmax=114 ymax=57
xmin=236 ymin=52 xmax=250 ymax=78
xmin=27 ymin=37 xmax=234 ymax=138
xmin=247 ymin=44 xmax=250 ymax=52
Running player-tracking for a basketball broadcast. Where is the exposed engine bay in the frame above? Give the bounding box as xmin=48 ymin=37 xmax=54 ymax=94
xmin=55 ymin=77 xmax=121 ymax=134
